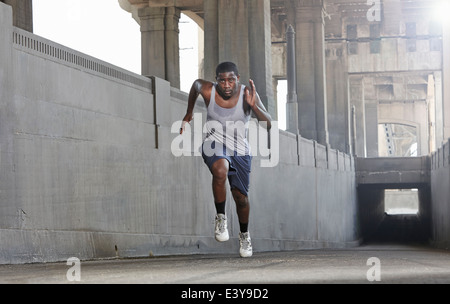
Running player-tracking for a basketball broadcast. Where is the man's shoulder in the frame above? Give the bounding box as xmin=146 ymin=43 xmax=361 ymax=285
xmin=195 ymin=79 xmax=214 ymax=86
xmin=194 ymin=79 xmax=214 ymax=92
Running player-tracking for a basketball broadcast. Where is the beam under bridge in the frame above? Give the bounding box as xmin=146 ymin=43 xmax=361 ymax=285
xmin=356 ymin=157 xmax=431 ymax=189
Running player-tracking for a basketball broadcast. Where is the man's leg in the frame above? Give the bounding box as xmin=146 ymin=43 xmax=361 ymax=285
xmin=211 ymin=158 xmax=229 ymax=207
xmin=232 ymin=189 xmax=253 ymax=258
xmin=211 ymin=159 xmax=229 ymax=242
xmin=231 ymin=189 xmax=249 ymax=232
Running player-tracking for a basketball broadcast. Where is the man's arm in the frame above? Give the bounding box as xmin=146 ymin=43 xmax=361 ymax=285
xmin=180 ymin=79 xmax=211 ymax=134
xmin=245 ymin=79 xmax=272 ymax=130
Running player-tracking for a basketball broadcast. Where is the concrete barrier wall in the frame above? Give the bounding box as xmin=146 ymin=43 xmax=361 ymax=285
xmin=430 ymin=139 xmax=450 ymax=249
xmin=0 ymin=3 xmax=359 ymax=264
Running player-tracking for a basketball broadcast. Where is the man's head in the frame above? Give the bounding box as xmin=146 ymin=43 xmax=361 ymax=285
xmin=216 ymin=62 xmax=239 ymax=78
xmin=215 ymin=62 xmax=240 ymax=100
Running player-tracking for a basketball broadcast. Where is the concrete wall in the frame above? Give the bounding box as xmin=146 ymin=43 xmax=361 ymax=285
xmin=0 ymin=3 xmax=359 ymax=264
xmin=430 ymin=139 xmax=450 ymax=249
xmin=357 ymin=186 xmax=385 ymax=241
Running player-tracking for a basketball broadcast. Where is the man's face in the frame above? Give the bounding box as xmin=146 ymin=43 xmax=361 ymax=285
xmin=216 ymin=71 xmax=240 ymax=99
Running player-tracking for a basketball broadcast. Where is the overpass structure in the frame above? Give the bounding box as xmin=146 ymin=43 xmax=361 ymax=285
xmin=356 ymin=156 xmax=433 ymax=243
xmin=0 ymin=1 xmax=450 ymax=265
xmin=356 ymin=157 xmax=430 ymax=189
xmin=117 ymin=0 xmax=450 ymax=157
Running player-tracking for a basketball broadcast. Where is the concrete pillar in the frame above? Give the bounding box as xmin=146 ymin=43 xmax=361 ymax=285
xmin=351 ymin=105 xmax=357 ymax=156
xmin=428 ymin=74 xmax=437 ymax=153
xmin=434 ymin=72 xmax=444 ymax=148
xmin=248 ymin=0 xmax=276 ymax=117
xmin=362 ymin=76 xmax=378 ymax=157
xmin=151 ymin=76 xmax=172 ymax=151
xmin=1 ymin=0 xmax=32 ymax=32
xmin=164 ymin=7 xmax=181 ymax=89
xmin=0 ymin=1 xmax=13 ymax=152
xmin=350 ymin=77 xmax=367 ymax=157
xmin=217 ymin=0 xmax=250 ymax=83
xmin=365 ymin=99 xmax=379 ymax=157
xmin=295 ymin=0 xmax=329 ymax=145
xmin=198 ymin=26 xmax=205 ymax=79
xmin=443 ymin=21 xmax=450 ymax=141
xmin=203 ymin=0 xmax=219 ymax=81
xmin=204 ymin=0 xmax=250 ymax=81
xmin=326 ymin=41 xmax=350 ymax=154
xmin=139 ymin=7 xmax=166 ymax=79
xmin=286 ymin=25 xmax=298 ymax=134
xmin=203 ymin=0 xmax=275 ymax=117
xmin=139 ymin=6 xmax=180 ymax=89
xmin=0 ymin=2 xmax=17 ymax=227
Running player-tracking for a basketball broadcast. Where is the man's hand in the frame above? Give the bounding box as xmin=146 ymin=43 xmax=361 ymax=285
xmin=180 ymin=113 xmax=193 ymax=134
xmin=245 ymin=79 xmax=257 ymax=109
xmin=244 ymin=79 xmax=272 ymax=130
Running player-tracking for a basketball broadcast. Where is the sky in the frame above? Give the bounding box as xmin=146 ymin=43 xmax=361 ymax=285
xmin=32 ymin=0 xmax=199 ymax=93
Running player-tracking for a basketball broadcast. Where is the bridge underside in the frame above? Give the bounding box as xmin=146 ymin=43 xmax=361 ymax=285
xmin=356 ymin=157 xmax=431 ymax=189
xmin=356 ymin=157 xmax=432 ymax=243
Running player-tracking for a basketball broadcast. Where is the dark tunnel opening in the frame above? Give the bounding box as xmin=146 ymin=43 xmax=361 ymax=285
xmin=357 ymin=185 xmax=432 ymax=245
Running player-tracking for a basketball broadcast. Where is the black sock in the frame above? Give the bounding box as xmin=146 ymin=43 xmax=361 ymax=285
xmin=215 ymin=201 xmax=226 ymax=215
xmin=239 ymin=222 xmax=248 ymax=233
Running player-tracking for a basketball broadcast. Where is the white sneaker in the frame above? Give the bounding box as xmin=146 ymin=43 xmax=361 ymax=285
xmin=215 ymin=214 xmax=229 ymax=242
xmin=239 ymin=231 xmax=253 ymax=258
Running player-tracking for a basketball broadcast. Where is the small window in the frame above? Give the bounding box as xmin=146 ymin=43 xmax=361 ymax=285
xmin=348 ymin=42 xmax=358 ymax=55
xmin=370 ymin=40 xmax=381 ymax=54
xmin=370 ymin=24 xmax=381 ymax=39
xmin=429 ymin=21 xmax=442 ymax=36
xmin=430 ymin=38 xmax=442 ymax=51
xmin=347 ymin=24 xmax=358 ymax=40
xmin=407 ymin=39 xmax=416 ymax=52
xmin=406 ymin=22 xmax=416 ymax=37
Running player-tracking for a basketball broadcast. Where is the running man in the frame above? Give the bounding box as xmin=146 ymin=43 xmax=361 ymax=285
xmin=180 ymin=62 xmax=272 ymax=257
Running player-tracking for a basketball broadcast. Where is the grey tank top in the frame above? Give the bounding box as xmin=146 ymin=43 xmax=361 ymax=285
xmin=204 ymin=84 xmax=251 ymax=155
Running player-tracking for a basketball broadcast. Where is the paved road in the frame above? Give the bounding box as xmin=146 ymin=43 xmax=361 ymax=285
xmin=1 ymin=243 xmax=449 ymax=285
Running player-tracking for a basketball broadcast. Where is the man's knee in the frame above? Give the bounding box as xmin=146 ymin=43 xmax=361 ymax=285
xmin=211 ymin=160 xmax=228 ymax=183
xmin=232 ymin=189 xmax=248 ymax=209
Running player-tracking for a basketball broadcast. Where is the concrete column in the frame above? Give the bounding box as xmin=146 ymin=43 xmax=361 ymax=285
xmin=203 ymin=0 xmax=219 ymax=81
xmin=443 ymin=21 xmax=450 ymax=141
xmin=217 ymin=0 xmax=250 ymax=83
xmin=427 ymin=74 xmax=437 ymax=153
xmin=362 ymin=77 xmax=378 ymax=157
xmin=350 ymin=105 xmax=357 ymax=156
xmin=295 ymin=0 xmax=329 ymax=145
xmin=164 ymin=7 xmax=181 ymax=89
xmin=0 ymin=1 xmax=13 ymax=152
xmin=151 ymin=76 xmax=172 ymax=151
xmin=365 ymin=100 xmax=379 ymax=157
xmin=0 ymin=2 xmax=17 ymax=227
xmin=139 ymin=6 xmax=180 ymax=89
xmin=434 ymin=72 xmax=444 ymax=148
xmin=326 ymin=41 xmax=350 ymax=154
xmin=139 ymin=7 xmax=166 ymax=79
xmin=1 ymin=0 xmax=32 ymax=32
xmin=350 ymin=77 xmax=367 ymax=157
xmin=286 ymin=25 xmax=298 ymax=134
xmin=248 ymin=0 xmax=276 ymax=117
xmin=204 ymin=0 xmax=253 ymax=84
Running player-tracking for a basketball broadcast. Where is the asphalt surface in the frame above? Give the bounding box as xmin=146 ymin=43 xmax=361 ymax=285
xmin=1 ymin=243 xmax=449 ymax=285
